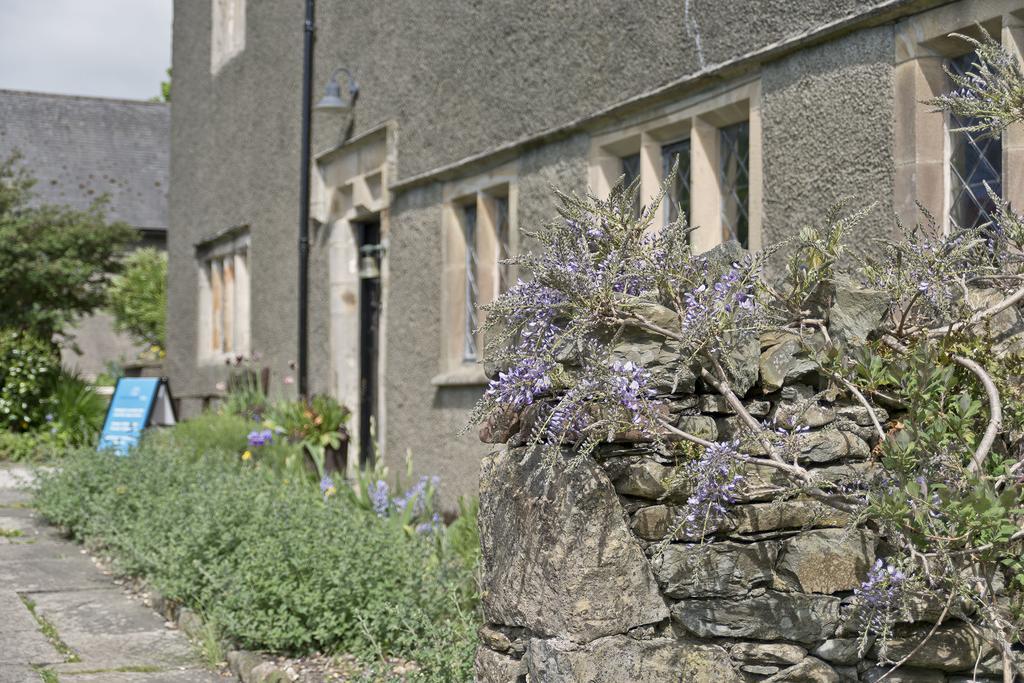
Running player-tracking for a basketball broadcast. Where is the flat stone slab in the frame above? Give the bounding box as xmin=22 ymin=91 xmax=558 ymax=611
xmin=50 ymin=629 xmax=203 ymax=670
xmin=0 ymin=628 xmax=63 ymax=665
xmin=32 ymin=588 xmax=174 ymax=636
xmin=0 ymin=465 xmax=38 ymax=490
xmin=0 ymin=557 xmax=112 ymax=592
xmin=0 ymin=490 xmax=33 ymax=507
xmin=0 ymin=664 xmax=44 ymax=683
xmin=0 ymin=538 xmax=85 ymax=562
xmin=0 ymin=504 xmax=39 ymax=519
xmin=53 ymin=670 xmax=225 ymax=682
xmin=0 ymin=514 xmax=65 ymax=540
xmin=0 ymin=590 xmax=42 ymax=633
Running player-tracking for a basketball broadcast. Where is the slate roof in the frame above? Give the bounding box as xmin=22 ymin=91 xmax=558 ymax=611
xmin=0 ymin=89 xmax=169 ymax=231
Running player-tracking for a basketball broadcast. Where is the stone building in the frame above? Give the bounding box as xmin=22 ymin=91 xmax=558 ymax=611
xmin=0 ymin=89 xmax=170 ymax=378
xmin=167 ymin=0 xmax=1024 ymax=501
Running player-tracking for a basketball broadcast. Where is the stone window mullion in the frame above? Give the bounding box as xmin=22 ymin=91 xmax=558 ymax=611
xmin=690 ymin=117 xmax=722 ymax=254
xmin=1001 ymin=16 xmax=1024 ymax=214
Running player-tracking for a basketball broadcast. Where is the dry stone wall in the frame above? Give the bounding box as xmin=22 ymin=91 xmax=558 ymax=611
xmin=475 ymin=320 xmax=1004 ymax=682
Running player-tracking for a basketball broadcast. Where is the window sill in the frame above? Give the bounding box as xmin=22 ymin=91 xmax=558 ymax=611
xmin=431 ymin=365 xmax=489 ymax=387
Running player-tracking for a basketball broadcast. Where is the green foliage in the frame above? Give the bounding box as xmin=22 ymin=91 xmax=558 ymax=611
xmin=32 ymin=443 xmax=477 ymax=681
xmin=48 ymin=369 xmax=108 ymax=448
xmin=783 ymin=200 xmax=874 ymax=313
xmin=0 ymin=154 xmax=137 ymax=340
xmin=143 ymin=411 xmax=251 ymax=460
xmin=107 ymin=248 xmax=167 ymax=350
xmin=0 ymin=430 xmax=58 ymax=462
xmin=160 ymin=68 xmax=172 ymax=102
xmin=222 ymin=364 xmax=268 ymax=421
xmin=265 ymin=394 xmax=350 ymax=478
xmin=0 ymin=328 xmax=60 ymax=431
xmin=94 ymin=360 xmax=125 ymax=388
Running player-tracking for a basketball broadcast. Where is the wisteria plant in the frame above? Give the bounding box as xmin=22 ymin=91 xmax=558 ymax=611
xmin=472 ymin=33 xmax=1024 ymax=678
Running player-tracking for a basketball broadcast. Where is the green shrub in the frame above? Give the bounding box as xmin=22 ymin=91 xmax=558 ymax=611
xmin=0 ymin=328 xmax=60 ymax=431
xmin=142 ymin=411 xmax=251 ymax=460
xmin=33 ymin=443 xmax=478 ymax=681
xmin=49 ymin=369 xmax=107 ymax=448
xmin=0 ymin=430 xmax=58 ymax=462
xmin=0 ymin=154 xmax=138 ymax=341
xmin=107 ymin=248 xmax=167 ymax=350
xmin=222 ymin=364 xmax=268 ymax=420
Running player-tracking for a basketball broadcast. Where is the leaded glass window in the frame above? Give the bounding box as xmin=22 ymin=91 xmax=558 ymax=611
xmin=948 ymin=52 xmax=1002 ymax=232
xmin=661 ymin=139 xmax=691 ymax=228
xmin=621 ymin=153 xmax=642 ymax=217
xmin=720 ymin=121 xmax=750 ymax=248
xmin=494 ymin=196 xmax=512 ymax=293
xmin=462 ymin=204 xmax=479 ymax=361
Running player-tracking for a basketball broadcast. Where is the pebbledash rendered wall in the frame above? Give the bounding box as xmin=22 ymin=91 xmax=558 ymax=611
xmin=475 ymin=277 xmax=1016 ymax=682
xmin=168 ymin=0 xmax=936 ymax=502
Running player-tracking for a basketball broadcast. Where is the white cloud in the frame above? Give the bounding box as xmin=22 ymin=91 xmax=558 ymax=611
xmin=0 ymin=0 xmax=172 ymax=101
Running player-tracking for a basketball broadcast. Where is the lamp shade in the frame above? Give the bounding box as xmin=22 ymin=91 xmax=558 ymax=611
xmin=315 ymin=77 xmax=352 ymax=112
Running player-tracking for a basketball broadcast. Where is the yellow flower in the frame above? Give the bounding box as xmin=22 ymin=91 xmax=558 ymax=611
xmin=241 ymin=450 xmax=252 ymax=461
xmin=325 ymin=486 xmax=337 ymax=498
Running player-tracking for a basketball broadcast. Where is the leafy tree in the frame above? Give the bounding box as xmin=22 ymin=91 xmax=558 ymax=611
xmin=0 ymin=154 xmax=137 ymax=342
xmin=160 ymin=68 xmax=172 ymax=102
xmin=108 ymin=247 xmax=167 ymax=350
xmin=150 ymin=68 xmax=171 ymax=103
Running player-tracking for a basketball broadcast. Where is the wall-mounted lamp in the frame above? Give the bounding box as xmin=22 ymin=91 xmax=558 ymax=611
xmin=358 ymin=243 xmax=384 ymax=280
xmin=315 ymin=67 xmax=359 ymax=113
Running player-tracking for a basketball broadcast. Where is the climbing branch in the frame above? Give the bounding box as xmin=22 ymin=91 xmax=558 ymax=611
xmin=951 ymin=354 xmax=1002 ymax=475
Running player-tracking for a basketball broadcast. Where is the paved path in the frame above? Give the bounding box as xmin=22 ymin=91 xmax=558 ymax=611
xmin=0 ymin=465 xmax=224 ymax=683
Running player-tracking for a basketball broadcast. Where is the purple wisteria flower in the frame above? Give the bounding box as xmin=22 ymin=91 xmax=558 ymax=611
xmin=680 ymin=265 xmax=757 ymax=352
xmin=854 ymin=559 xmax=908 ymax=634
xmin=247 ymin=429 xmax=273 ymax=447
xmin=368 ymin=480 xmax=390 ymax=517
xmin=486 ymin=357 xmax=554 ymax=412
xmin=608 ymin=360 xmax=654 ymax=425
xmin=682 ymin=441 xmax=744 ymax=538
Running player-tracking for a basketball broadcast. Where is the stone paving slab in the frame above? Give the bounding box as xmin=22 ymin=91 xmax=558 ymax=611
xmin=0 ymin=590 xmax=42 ymax=633
xmin=0 ymin=539 xmax=84 ymax=562
xmin=0 ymin=665 xmax=43 ymax=683
xmin=0 ymin=629 xmax=64 ymax=666
xmin=0 ymin=504 xmax=39 ymax=519
xmin=0 ymin=557 xmax=113 ymax=592
xmin=49 ymin=629 xmax=208 ymax=671
xmin=0 ymin=465 xmax=224 ymax=682
xmin=0 ymin=515 xmax=66 ymax=539
xmin=33 ymin=588 xmax=178 ymax=636
xmin=53 ymin=671 xmax=224 ymax=683
xmin=0 ymin=490 xmax=33 ymax=506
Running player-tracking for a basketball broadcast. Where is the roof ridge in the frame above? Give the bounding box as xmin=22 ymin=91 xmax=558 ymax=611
xmin=0 ymin=88 xmax=169 ymax=108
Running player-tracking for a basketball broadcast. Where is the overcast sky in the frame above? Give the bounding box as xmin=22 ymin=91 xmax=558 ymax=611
xmin=0 ymin=0 xmax=173 ymax=101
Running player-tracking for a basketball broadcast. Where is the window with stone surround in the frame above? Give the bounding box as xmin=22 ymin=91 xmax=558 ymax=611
xmin=661 ymin=138 xmax=692 ymax=230
xmin=947 ymin=51 xmax=1003 ymax=231
xmin=589 ymin=78 xmax=762 ymax=253
xmin=436 ymin=167 xmax=518 ymax=385
xmin=211 ymin=0 xmax=246 ymax=74
xmin=894 ymin=1 xmax=1024 ymax=234
xmin=197 ymin=230 xmax=250 ymax=360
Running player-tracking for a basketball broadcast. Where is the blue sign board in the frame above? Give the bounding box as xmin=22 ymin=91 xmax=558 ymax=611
xmin=98 ymin=378 xmax=175 ymax=455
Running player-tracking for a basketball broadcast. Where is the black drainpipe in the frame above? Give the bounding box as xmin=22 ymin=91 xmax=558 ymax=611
xmin=297 ymin=0 xmax=315 ymax=400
